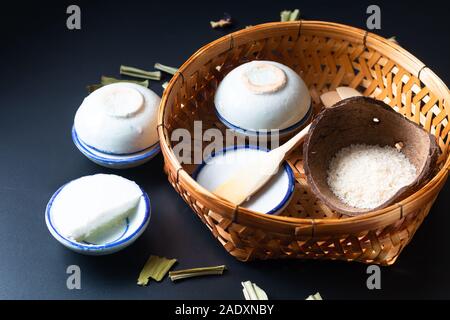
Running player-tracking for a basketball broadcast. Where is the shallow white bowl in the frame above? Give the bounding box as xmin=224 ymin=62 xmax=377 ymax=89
xmin=193 ymin=146 xmax=295 ymax=215
xmin=72 ymin=126 xmax=160 ymax=169
xmin=45 ymin=182 xmax=151 ymax=255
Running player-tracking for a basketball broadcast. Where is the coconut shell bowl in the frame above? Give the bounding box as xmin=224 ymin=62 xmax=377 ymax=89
xmin=304 ymin=96 xmax=440 ymax=216
xmin=158 ymin=21 xmax=450 ymax=265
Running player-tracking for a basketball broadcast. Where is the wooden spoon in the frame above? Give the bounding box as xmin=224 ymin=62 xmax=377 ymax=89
xmin=320 ymin=87 xmax=363 ymax=108
xmin=215 ymin=86 xmax=363 ymax=206
xmin=320 ymin=91 xmax=341 ymax=108
xmin=213 ymin=124 xmax=311 ymax=205
xmin=336 ymin=86 xmax=363 ymax=99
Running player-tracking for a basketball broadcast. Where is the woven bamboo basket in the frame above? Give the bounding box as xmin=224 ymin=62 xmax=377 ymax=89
xmin=158 ymin=21 xmax=450 ymax=265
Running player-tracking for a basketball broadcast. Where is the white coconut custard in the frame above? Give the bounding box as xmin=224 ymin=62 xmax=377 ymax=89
xmin=194 ymin=147 xmax=295 ymax=214
xmin=74 ymin=82 xmax=160 ymax=155
xmin=50 ymin=174 xmax=143 ymax=242
xmin=214 ymin=60 xmax=311 ymax=133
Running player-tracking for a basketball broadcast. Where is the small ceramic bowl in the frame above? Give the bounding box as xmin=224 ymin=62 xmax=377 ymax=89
xmin=193 ymin=146 xmax=295 ymax=215
xmin=214 ymin=60 xmax=312 ymax=138
xmin=45 ymin=183 xmax=151 ymax=255
xmin=72 ymin=126 xmax=160 ymax=169
xmin=73 ymin=82 xmax=161 ymax=168
xmin=216 ymin=105 xmax=312 ymax=138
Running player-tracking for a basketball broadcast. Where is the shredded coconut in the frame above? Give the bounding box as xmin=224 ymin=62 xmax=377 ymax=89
xmin=327 ymin=144 xmax=417 ymax=209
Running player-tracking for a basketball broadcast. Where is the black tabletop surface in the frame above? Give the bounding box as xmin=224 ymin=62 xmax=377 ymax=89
xmin=0 ymin=0 xmax=449 ymax=300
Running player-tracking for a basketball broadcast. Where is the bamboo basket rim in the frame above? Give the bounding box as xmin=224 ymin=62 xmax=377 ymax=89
xmin=158 ymin=20 xmax=450 ymax=227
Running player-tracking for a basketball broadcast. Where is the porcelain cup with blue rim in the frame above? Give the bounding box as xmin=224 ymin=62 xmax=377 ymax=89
xmin=72 ymin=82 xmax=161 ymax=169
xmin=72 ymin=126 xmax=160 ymax=169
xmin=45 ymin=177 xmax=151 ymax=255
xmin=214 ymin=60 xmax=312 ymax=138
xmin=193 ymin=146 xmax=295 ymax=215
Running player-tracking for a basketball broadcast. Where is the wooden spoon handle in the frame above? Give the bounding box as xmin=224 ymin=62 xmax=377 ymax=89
xmin=275 ymin=123 xmax=311 ymax=157
xmin=336 ymin=86 xmax=363 ymax=100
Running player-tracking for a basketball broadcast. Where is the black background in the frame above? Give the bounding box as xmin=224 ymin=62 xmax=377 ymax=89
xmin=0 ymin=0 xmax=449 ymax=300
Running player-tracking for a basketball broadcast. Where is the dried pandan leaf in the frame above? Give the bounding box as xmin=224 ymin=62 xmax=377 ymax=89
xmin=169 ymin=265 xmax=226 ymax=281
xmin=154 ymin=63 xmax=178 ymax=75
xmin=306 ymin=292 xmax=323 ymax=300
xmin=101 ymin=76 xmax=149 ymax=87
xmin=120 ymin=65 xmax=161 ymax=80
xmin=388 ymin=36 xmax=398 ymax=44
xmin=241 ymin=281 xmax=268 ymax=300
xmin=137 ymin=255 xmax=177 ymax=286
xmin=280 ymin=9 xmax=300 ymax=22
xmin=210 ymin=13 xmax=232 ymax=29
xmin=86 ymin=83 xmax=103 ymax=93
